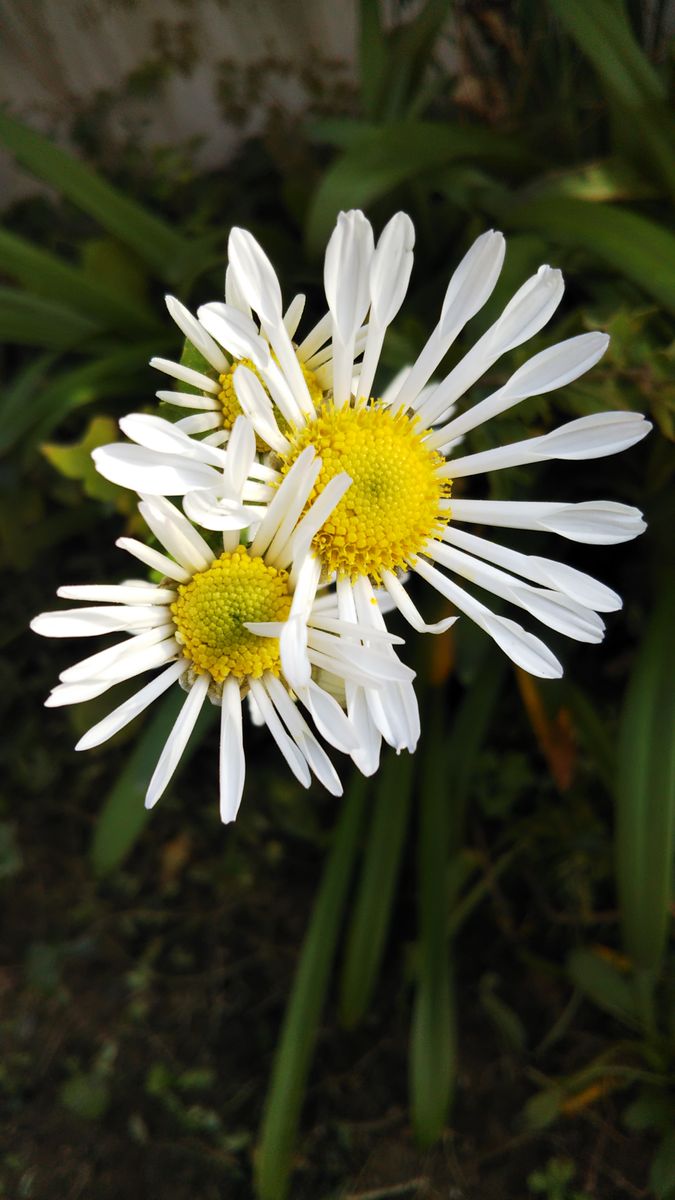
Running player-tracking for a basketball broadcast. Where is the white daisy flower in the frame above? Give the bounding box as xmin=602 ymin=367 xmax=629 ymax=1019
xmin=31 ymin=418 xmax=418 ymax=818
xmin=215 ymin=212 xmax=650 ymax=679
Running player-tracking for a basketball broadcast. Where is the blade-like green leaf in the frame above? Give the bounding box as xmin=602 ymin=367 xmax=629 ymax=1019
xmin=0 ymin=286 xmax=102 ymax=348
xmin=339 ymin=749 xmax=414 ymax=1028
xmin=306 ymin=121 xmax=533 ymax=253
xmin=0 ymin=110 xmax=195 ymax=283
xmin=546 ymin=0 xmax=664 ymax=107
xmin=358 ymin=0 xmax=389 ymax=119
xmin=91 ymin=691 xmax=216 ymax=876
xmin=567 ymin=947 xmax=637 ymax=1025
xmin=615 ymin=574 xmax=675 ymax=976
xmin=255 ymin=779 xmax=366 ymax=1200
xmin=410 ymin=696 xmax=456 ymax=1148
xmin=504 ymin=197 xmax=675 ymax=311
xmin=0 ymin=227 xmax=161 ymax=334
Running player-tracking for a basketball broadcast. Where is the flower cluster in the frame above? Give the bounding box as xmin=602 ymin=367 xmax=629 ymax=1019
xmin=32 ymin=211 xmax=650 ymax=820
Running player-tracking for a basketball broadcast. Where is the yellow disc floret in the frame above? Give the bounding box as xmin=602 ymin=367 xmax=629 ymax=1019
xmin=218 ymin=357 xmax=323 ymax=442
xmin=281 ymin=401 xmax=451 ymax=583
xmin=171 ymin=545 xmax=292 ymax=682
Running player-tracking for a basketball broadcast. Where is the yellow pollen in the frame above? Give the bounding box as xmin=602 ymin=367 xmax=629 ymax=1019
xmin=171 ymin=545 xmax=292 ymax=682
xmin=218 ymin=357 xmax=323 ymax=447
xmin=281 ymin=401 xmax=451 ymax=583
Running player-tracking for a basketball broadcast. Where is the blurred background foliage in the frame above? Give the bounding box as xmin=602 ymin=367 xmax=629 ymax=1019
xmin=0 ymin=1 xmax=673 ymax=1197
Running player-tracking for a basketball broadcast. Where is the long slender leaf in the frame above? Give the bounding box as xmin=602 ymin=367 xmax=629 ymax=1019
xmin=546 ymin=0 xmax=664 ymax=106
xmin=0 ymin=286 xmax=102 ymax=347
xmin=615 ymin=574 xmax=675 ymax=976
xmin=504 ymin=197 xmax=675 ymax=311
xmin=0 ymin=110 xmax=195 ymax=283
xmin=306 ymin=121 xmax=534 ymax=253
xmin=339 ymin=749 xmax=414 ymax=1028
xmin=90 ymin=691 xmax=217 ymax=876
xmin=255 ymin=779 xmax=366 ymax=1200
xmin=0 ymin=227 xmax=161 ymax=334
xmin=410 ymin=695 xmax=456 ymax=1147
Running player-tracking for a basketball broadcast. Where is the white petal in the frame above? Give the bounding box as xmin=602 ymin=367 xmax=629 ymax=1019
xmin=145 ymin=673 xmax=210 ymax=809
xmin=57 ymin=584 xmax=175 ymax=605
xmin=381 ymin=569 xmax=457 ymax=633
xmin=156 ymin=389 xmax=219 ymax=411
xmin=429 ymin=332 xmax=610 ymax=448
xmin=119 ymin=413 xmax=227 ymax=467
xmin=347 ymin=684 xmax=382 ymax=776
xmin=443 ymin=411 xmax=650 ymax=477
xmin=31 ymin=605 xmax=169 ymax=638
xmin=138 ymin=495 xmax=214 ymax=571
xmin=248 ymin=678 xmax=311 ymax=788
xmin=60 ymin=624 xmax=175 ymax=683
xmin=225 ymin=262 xmax=252 ymax=319
xmin=219 ymin=676 xmax=245 ymax=823
xmin=233 ymin=365 xmax=290 ymax=454
xmin=75 ymin=661 xmax=184 ymax=750
xmin=451 ymin=498 xmax=647 ymax=544
xmin=228 ymin=227 xmax=283 ymax=327
xmin=116 ymin=536 xmax=190 ymax=583
xmin=93 ymin=445 xmax=220 ymax=496
xmin=283 ymin=292 xmax=306 ymax=338
xmin=279 ymin=554 xmax=322 ymax=691
xmin=296 ymin=310 xmax=332 ymax=360
xmin=299 ymin=679 xmax=360 ymax=753
xmin=413 ymin=556 xmax=562 ymax=678
xmin=182 ymin=489 xmax=252 ymax=532
xmin=46 ymin=679 xmax=117 ymax=706
xmin=150 ymin=356 xmax=219 ymax=394
xmin=324 ymin=210 xmax=374 ymax=406
xmin=165 ymin=295 xmax=229 ymax=372
xmin=249 ymin=447 xmax=318 ymax=560
xmin=288 ymin=472 xmax=352 ymax=569
xmin=197 ymin=302 xmax=271 ymax=370
xmin=264 ymin=674 xmax=342 ymax=795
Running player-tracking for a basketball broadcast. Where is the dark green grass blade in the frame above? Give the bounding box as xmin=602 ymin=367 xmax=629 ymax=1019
xmin=255 ymin=779 xmax=366 ymax=1200
xmin=615 ymin=575 xmax=675 ymax=977
xmin=339 ymin=749 xmax=414 ymax=1028
xmin=0 ymin=110 xmax=195 ymax=283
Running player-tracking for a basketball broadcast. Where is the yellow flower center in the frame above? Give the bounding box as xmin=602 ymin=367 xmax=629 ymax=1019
xmin=171 ymin=545 xmax=292 ymax=682
xmin=281 ymin=401 xmax=451 ymax=583
xmin=218 ymin=357 xmax=323 ymax=443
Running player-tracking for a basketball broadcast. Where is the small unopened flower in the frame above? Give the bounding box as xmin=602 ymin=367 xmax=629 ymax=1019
xmin=32 ymin=419 xmax=417 ymax=817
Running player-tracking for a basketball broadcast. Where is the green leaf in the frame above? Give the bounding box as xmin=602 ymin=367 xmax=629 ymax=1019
xmin=255 ymin=779 xmax=366 ymax=1200
xmin=339 ymin=749 xmax=414 ymax=1028
xmin=615 ymin=574 xmax=675 ymax=975
xmin=504 ymin=197 xmax=675 ymax=311
xmin=90 ymin=691 xmax=216 ymax=876
xmin=0 ymin=109 xmax=195 ymax=283
xmin=651 ymin=1131 xmax=675 ymax=1200
xmin=0 ymin=226 xmax=161 ymax=335
xmin=59 ymin=1073 xmax=110 ymax=1121
xmin=546 ymin=0 xmax=664 ymax=107
xmin=567 ymin=947 xmax=637 ymax=1025
xmin=410 ymin=697 xmax=456 ymax=1148
xmin=306 ymin=121 xmax=533 ymax=253
xmin=0 ymin=286 xmax=103 ymax=348
xmin=358 ymin=0 xmax=389 ymax=119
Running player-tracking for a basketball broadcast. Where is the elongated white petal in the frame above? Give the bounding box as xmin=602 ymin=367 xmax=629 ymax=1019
xmin=287 ymin=472 xmax=352 ymax=570
xmin=413 ymin=556 xmax=562 ymax=678
xmin=219 ymin=676 xmax=245 ymax=823
xmin=249 ymin=446 xmax=318 ymax=559
xmin=418 ymin=265 xmax=564 ymax=425
xmin=233 ymin=365 xmax=290 ymax=454
xmin=225 ymin=262 xmax=252 ymax=319
xmin=60 ymin=624 xmax=174 ymax=683
xmin=307 ymin=614 xmax=404 ymax=644
xmin=442 ymin=412 xmax=650 ymax=478
xmin=296 ymin=310 xmax=332 ymax=360
xmin=95 ymin=637 xmax=180 ymax=682
xmin=424 ymin=540 xmax=604 ymax=643
xmin=347 ymin=683 xmax=382 ymax=776
xmin=428 ymin=332 xmax=610 ymax=447
xmin=46 ymin=678 xmax=118 ymax=706
xmin=116 ymin=536 xmax=191 ymax=583
xmin=280 ymin=554 xmax=321 ymax=691
xmin=449 ymin=498 xmax=646 ymax=544
xmin=248 ymin=678 xmax=311 ymax=788
xmin=390 ymin=230 xmax=505 ymax=413
xmin=150 ymin=356 xmax=219 ymax=393
xmin=307 ymin=632 xmax=415 ymax=684
xmin=94 ymin=445 xmax=220 ymax=496
xmin=381 ymin=569 xmax=457 ymax=633
xmin=75 ymin=661 xmax=185 ymax=751
xmin=57 ymin=584 xmax=175 ymax=605
xmin=31 ymin=605 xmax=169 ymax=638
xmin=264 ymin=674 xmax=342 ymax=795
xmin=325 ymin=210 xmax=374 ymax=406
xmin=174 ymin=412 xmax=222 ymax=435
xmin=156 ymin=389 xmax=219 ymax=411
xmin=228 ymin=227 xmax=283 ymax=327
xmin=298 ymin=679 xmax=360 ymax=753
xmin=138 ymin=496 xmax=214 ymax=571
xmin=283 ymin=293 xmax=305 ymax=338
xmin=145 ymin=674 xmax=210 ymax=809
xmin=441 ymin=527 xmax=622 ymax=612
xmin=357 ymin=213 xmax=414 ymax=399
xmin=182 ymin=489 xmax=253 ymax=532
xmin=165 ymin=295 xmax=229 ymax=372
xmin=119 ymin=413 xmax=227 ymax=467
xmin=197 ymin=302 xmax=271 ymax=370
